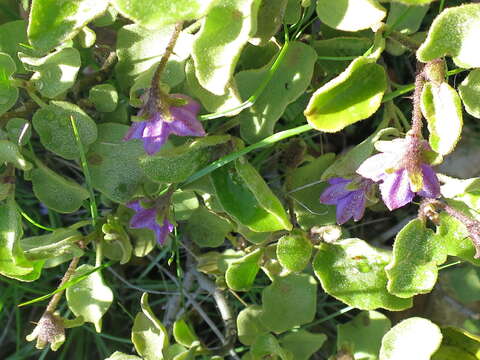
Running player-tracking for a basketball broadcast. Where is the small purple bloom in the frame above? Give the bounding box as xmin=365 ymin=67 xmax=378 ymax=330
xmin=124 ymin=93 xmax=205 ymax=155
xmin=127 ymin=200 xmax=173 ymax=245
xmin=320 ymin=177 xmax=373 ymax=225
xmin=356 ymin=137 xmax=440 ymax=211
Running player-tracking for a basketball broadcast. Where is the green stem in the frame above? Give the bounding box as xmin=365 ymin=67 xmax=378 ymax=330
xmin=18 ymin=206 xmax=56 ymax=232
xmin=199 ymin=40 xmax=291 ymax=121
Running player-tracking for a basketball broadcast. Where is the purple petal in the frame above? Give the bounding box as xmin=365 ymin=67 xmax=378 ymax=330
xmin=418 ymin=164 xmax=440 ymax=198
xmin=356 ymin=153 xmax=398 ymax=182
xmin=351 ymin=190 xmax=367 ymax=222
xmin=320 ymin=182 xmax=351 ymax=205
xmin=379 ymin=169 xmax=415 ymax=210
xmin=169 ymin=110 xmax=205 ymax=137
xmin=153 ymin=219 xmax=174 ymax=245
xmin=328 ymin=177 xmax=351 ymax=185
xmin=335 ymin=190 xmax=367 ymax=224
xmin=335 ymin=195 xmax=354 ymax=225
xmin=126 ymin=200 xmax=142 ymax=212
xmin=171 ymin=94 xmax=201 ymax=114
xmin=142 ymin=113 xmax=167 ymax=137
xmin=124 ymin=122 xmax=146 ymax=141
xmin=129 ymin=208 xmax=157 ymax=228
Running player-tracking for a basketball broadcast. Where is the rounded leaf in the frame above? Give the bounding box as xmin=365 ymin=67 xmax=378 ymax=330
xmin=459 ymin=69 xmax=480 ymax=119
xmin=313 ymin=238 xmax=412 ymax=311
xmin=276 ymin=230 xmax=313 ymax=272
xmin=380 ymin=317 xmax=442 ymax=360
xmin=32 ymin=101 xmax=97 ymax=160
xmin=186 ymin=207 xmax=232 ymax=248
xmin=237 ymin=305 xmax=269 ymax=345
xmin=304 ymin=56 xmax=387 ymax=133
xmin=417 ymin=4 xmax=480 ymax=68
xmin=89 ymin=84 xmax=118 ymax=113
xmin=0 ymin=52 xmax=19 ymax=116
xmin=316 ymin=0 xmax=386 ymax=32
xmin=226 ymin=249 xmax=263 ymax=291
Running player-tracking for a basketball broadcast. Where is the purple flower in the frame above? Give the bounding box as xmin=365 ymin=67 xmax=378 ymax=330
xmin=124 ymin=93 xmax=205 ymax=155
xmin=127 ymin=200 xmax=173 ymax=245
xmin=356 ymin=137 xmax=440 ymax=210
xmin=320 ymin=177 xmax=374 ymax=225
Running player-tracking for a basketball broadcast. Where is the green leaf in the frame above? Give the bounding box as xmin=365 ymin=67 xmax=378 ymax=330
xmin=185 ymin=59 xmax=242 ymax=115
xmin=19 ymin=47 xmax=81 ymax=98
xmin=0 ymin=20 xmax=28 ymax=73
xmin=442 ymin=264 xmax=480 ymax=304
xmin=260 ymin=273 xmax=317 ymax=333
xmin=89 ymin=84 xmax=118 ymax=113
xmin=172 ymin=191 xmax=199 ymax=221
xmin=28 ymin=0 xmax=108 ymax=53
xmin=417 ymin=4 xmax=480 ymax=68
xmin=110 ymin=0 xmax=218 ymax=29
xmin=225 ymin=249 xmax=263 ymax=291
xmin=432 ymin=327 xmax=480 ymax=360
xmin=421 ymin=82 xmax=463 ymax=156
xmin=77 ymin=26 xmax=96 ymax=48
xmin=87 ymin=123 xmax=144 ymax=203
xmin=31 ymin=163 xmax=89 ymax=214
xmin=32 ymin=101 xmax=97 ymax=160
xmin=186 ymin=207 xmax=233 ymax=248
xmin=276 ymin=230 xmax=313 ymax=272
xmin=21 ymin=228 xmax=83 ymax=262
xmin=0 ymin=140 xmax=32 ymax=170
xmin=337 ymin=311 xmax=391 ymax=360
xmin=132 ymin=293 xmax=169 ymax=360
xmin=459 ymin=69 xmax=480 ymax=119
xmin=105 ymin=352 xmax=142 ymax=360
xmin=285 ymin=0 xmax=301 ymax=25
xmin=192 ymin=0 xmax=261 ymax=95
xmin=102 ymin=216 xmax=133 ymax=265
xmin=237 ymin=41 xmax=317 ymax=143
xmin=251 ymin=334 xmax=291 ymax=360
xmin=173 ymin=319 xmax=199 ymax=348
xmin=385 ymin=219 xmax=446 ymax=298
xmin=391 ymin=0 xmax=434 ymax=4
xmin=237 ymin=305 xmax=269 ymax=345
xmin=313 ymin=37 xmax=373 ymax=76
xmin=250 ymin=0 xmax=288 ymax=46
xmin=316 ymin=0 xmax=386 ymax=32
xmin=304 ymin=56 xmax=387 ymax=132
xmin=379 ymin=317 xmax=442 ymax=360
xmin=66 ymin=264 xmax=113 ymax=332
xmin=211 ymin=158 xmax=292 ymax=232
xmin=140 ymin=135 xmax=230 ymax=184
xmin=280 ymin=330 xmax=327 ymax=360
xmin=0 ymin=52 xmax=19 ymax=116
xmin=386 ymin=3 xmax=429 ymax=35
xmin=289 ymin=153 xmax=336 ymax=229
xmin=6 ymin=118 xmax=31 ymax=145
xmin=115 ymin=24 xmax=193 ymax=91
xmin=0 ymin=197 xmax=41 ymax=281
xmin=313 ymin=238 xmax=412 ymax=310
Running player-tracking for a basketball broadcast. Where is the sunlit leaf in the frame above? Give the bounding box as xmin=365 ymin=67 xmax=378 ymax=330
xmin=250 ymin=0 xmax=288 ymax=46
xmin=89 ymin=84 xmax=118 ymax=113
xmin=417 ymin=4 xmax=480 ymax=68
xmin=380 ymin=317 xmax=442 ymax=360
xmin=316 ymin=0 xmax=386 ymax=32
xmin=276 ymin=230 xmax=312 ymax=272
xmin=304 ymin=56 xmax=387 ymax=132
xmin=0 ymin=140 xmax=32 ymax=170
xmin=192 ymin=0 xmax=261 ymax=95
xmin=459 ymin=69 xmax=480 ymax=119
xmin=313 ymin=238 xmax=412 ymax=310
xmin=0 ymin=52 xmax=19 ymax=116
xmin=66 ymin=264 xmax=113 ymax=332
xmin=225 ymin=248 xmax=263 ymax=291
xmin=0 ymin=20 xmax=28 ymax=73
xmin=421 ymin=82 xmax=463 ymax=155
xmin=173 ymin=319 xmax=199 ymax=348
xmin=28 ymin=0 xmax=108 ymax=52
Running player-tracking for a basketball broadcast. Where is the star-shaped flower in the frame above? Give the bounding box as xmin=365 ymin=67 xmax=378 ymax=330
xmin=356 ymin=137 xmax=440 ymax=210
xmin=124 ymin=93 xmax=205 ymax=155
xmin=320 ymin=177 xmax=374 ymax=225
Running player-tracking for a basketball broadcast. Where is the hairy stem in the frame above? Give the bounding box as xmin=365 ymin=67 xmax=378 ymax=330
xmin=45 ymin=256 xmax=81 ymax=313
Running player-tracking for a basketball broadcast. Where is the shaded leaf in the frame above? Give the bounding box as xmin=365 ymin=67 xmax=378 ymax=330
xmin=459 ymin=69 xmax=480 ymax=119
xmin=237 ymin=305 xmax=269 ymax=345
xmin=280 ymin=330 xmax=327 ymax=360
xmin=32 ymin=101 xmax=97 ymax=160
xmin=0 ymin=52 xmax=19 ymax=116
xmin=89 ymin=84 xmax=118 ymax=113
xmin=250 ymin=0 xmax=288 ymax=46
xmin=313 ymin=238 xmax=412 ymax=310
xmin=337 ymin=310 xmax=391 ymax=360
xmin=260 ymin=273 xmax=317 ymax=333
xmin=186 ymin=207 xmax=232 ymax=248
xmin=0 ymin=140 xmax=32 ymax=170
xmin=237 ymin=41 xmax=317 ymax=143
xmin=0 ymin=20 xmax=28 ymax=73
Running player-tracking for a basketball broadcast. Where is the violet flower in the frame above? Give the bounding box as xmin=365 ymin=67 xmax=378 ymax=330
xmin=127 ymin=200 xmax=173 ymax=245
xmin=356 ymin=137 xmax=440 ymax=211
xmin=320 ymin=177 xmax=374 ymax=225
xmin=124 ymin=93 xmax=205 ymax=155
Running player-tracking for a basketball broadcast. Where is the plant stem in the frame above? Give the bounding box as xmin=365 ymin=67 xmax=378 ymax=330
xmin=45 ymin=257 xmax=81 ymax=313
xmin=411 ymin=63 xmax=425 ymax=138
